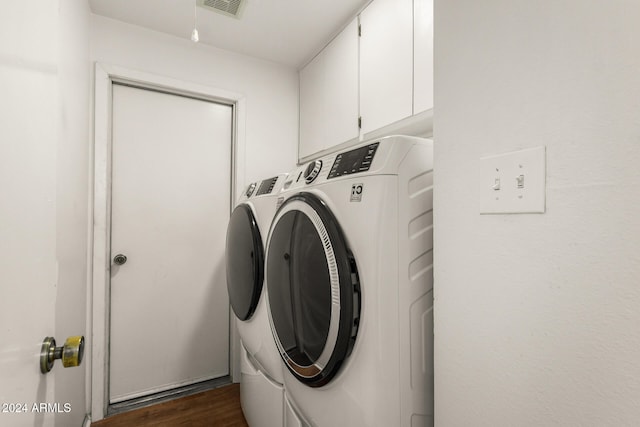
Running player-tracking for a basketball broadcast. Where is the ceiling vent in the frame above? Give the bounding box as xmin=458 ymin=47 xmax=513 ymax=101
xmin=197 ymin=0 xmax=245 ymax=19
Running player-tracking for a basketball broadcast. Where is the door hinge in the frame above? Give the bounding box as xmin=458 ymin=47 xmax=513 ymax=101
xmin=358 ymin=116 xmax=362 ymax=129
xmin=358 ymin=24 xmax=361 ymax=37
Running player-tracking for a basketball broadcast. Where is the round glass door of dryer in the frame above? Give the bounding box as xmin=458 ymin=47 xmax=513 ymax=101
xmin=226 ymin=204 xmax=264 ymax=321
xmin=266 ymin=192 xmax=360 ymax=387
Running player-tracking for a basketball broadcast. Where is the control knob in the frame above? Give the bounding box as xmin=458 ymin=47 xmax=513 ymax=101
xmin=245 ymin=182 xmax=257 ymax=197
xmin=303 ymin=160 xmax=322 ymax=184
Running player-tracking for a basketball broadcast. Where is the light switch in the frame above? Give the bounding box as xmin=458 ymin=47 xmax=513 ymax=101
xmin=493 ymin=178 xmax=501 ymax=190
xmin=479 ymin=146 xmax=546 ymax=214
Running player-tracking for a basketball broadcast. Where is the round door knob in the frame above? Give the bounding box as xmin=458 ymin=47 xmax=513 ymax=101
xmin=113 ymin=254 xmax=128 ymax=265
xmin=40 ymin=335 xmax=85 ymax=374
xmin=62 ymin=336 xmax=85 ymax=368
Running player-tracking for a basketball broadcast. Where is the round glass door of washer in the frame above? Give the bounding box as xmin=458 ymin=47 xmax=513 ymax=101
xmin=266 ymin=192 xmax=360 ymax=387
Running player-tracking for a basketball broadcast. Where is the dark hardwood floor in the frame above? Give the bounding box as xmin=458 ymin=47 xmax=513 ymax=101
xmin=92 ymin=384 xmax=249 ymax=427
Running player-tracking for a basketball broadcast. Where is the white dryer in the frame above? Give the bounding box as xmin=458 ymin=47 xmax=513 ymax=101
xmin=226 ymin=174 xmax=287 ymax=427
xmin=265 ymin=136 xmax=434 ymax=427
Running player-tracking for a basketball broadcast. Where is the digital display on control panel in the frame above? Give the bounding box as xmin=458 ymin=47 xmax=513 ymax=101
xmin=327 ymin=142 xmax=379 ymax=179
xmin=256 ymin=176 xmax=278 ymax=195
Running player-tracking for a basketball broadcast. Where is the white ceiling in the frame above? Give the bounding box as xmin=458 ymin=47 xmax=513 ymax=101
xmin=89 ymin=0 xmax=370 ymax=68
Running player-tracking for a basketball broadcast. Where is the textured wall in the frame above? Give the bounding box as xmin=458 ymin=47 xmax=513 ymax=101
xmin=434 ymin=1 xmax=640 ymax=425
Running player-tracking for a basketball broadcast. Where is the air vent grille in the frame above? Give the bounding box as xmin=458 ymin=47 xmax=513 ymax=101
xmin=197 ymin=0 xmax=244 ymax=19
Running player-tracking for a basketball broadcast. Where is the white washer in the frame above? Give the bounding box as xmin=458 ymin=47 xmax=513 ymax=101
xmin=265 ymin=136 xmax=434 ymax=427
xmin=226 ymin=174 xmax=287 ymax=427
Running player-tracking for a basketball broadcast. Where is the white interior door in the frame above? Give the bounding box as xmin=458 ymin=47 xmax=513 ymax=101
xmin=109 ymin=84 xmax=232 ymax=403
xmin=1 ymin=3 xmax=89 ymax=426
xmin=0 ymin=42 xmax=61 ymax=427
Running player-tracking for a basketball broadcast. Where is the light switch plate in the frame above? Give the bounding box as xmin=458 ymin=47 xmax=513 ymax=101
xmin=479 ymin=146 xmax=546 ymax=214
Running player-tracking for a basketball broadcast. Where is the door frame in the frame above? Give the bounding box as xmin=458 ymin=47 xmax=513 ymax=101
xmin=90 ymin=62 xmax=246 ymax=421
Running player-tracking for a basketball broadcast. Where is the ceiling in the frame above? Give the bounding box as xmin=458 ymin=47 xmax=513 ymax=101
xmin=89 ymin=0 xmax=370 ymax=68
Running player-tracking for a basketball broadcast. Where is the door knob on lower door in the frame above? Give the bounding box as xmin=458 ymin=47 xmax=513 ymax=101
xmin=40 ymin=336 xmax=85 ymax=374
xmin=113 ymin=254 xmax=127 ymax=265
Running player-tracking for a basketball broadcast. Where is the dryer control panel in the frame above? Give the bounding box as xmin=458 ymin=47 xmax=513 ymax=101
xmin=256 ymin=176 xmax=279 ymax=195
xmin=327 ymin=142 xmax=379 ymax=179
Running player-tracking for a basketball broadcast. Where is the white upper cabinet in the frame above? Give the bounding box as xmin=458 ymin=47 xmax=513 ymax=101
xmin=414 ymin=0 xmax=434 ymax=113
xmin=298 ymin=0 xmax=434 ymax=160
xmin=299 ymin=51 xmax=325 ymax=160
xmin=359 ymin=0 xmax=414 ymax=135
xmin=299 ymin=19 xmax=359 ymax=160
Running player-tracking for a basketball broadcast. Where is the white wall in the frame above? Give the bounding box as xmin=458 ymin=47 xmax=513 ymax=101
xmin=89 ymin=14 xmax=299 ymax=189
xmin=0 ymin=1 xmax=90 ymax=426
xmin=434 ymin=1 xmax=640 ymax=425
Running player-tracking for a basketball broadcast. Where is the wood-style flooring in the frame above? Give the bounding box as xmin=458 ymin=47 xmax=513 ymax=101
xmin=92 ymin=384 xmax=249 ymax=427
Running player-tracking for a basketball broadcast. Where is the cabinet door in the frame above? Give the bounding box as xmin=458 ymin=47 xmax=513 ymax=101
xmin=299 ymin=19 xmax=359 ymax=160
xmin=360 ymin=0 xmax=413 ymax=134
xmin=323 ymin=19 xmax=359 ymax=148
xmin=414 ymin=0 xmax=434 ymax=113
xmin=300 ymin=52 xmax=326 ymax=159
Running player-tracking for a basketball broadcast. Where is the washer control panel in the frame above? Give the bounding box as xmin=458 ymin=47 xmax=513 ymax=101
xmin=328 ymin=142 xmax=379 ymax=179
